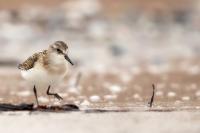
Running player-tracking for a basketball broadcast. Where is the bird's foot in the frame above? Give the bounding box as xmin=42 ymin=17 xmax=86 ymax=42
xmin=53 ymin=93 xmax=63 ymax=100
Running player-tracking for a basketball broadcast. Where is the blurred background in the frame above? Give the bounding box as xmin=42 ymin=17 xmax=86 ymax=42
xmin=0 ymin=0 xmax=199 ymax=67
xmin=0 ymin=0 xmax=200 ymax=108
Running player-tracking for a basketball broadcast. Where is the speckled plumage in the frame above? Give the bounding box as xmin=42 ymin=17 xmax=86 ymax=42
xmin=53 ymin=41 xmax=68 ymax=50
xmin=18 ymin=50 xmax=48 ymax=71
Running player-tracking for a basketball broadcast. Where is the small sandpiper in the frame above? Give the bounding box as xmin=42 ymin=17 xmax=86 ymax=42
xmin=18 ymin=41 xmax=74 ymax=106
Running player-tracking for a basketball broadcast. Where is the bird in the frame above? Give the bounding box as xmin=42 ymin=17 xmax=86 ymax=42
xmin=18 ymin=41 xmax=74 ymax=106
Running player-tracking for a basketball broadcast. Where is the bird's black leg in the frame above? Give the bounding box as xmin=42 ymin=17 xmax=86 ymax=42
xmin=46 ymin=85 xmax=63 ymax=100
xmin=33 ymin=85 xmax=39 ymax=106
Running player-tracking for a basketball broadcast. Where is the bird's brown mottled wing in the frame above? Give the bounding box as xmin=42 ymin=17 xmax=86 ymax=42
xmin=18 ymin=52 xmax=40 ymax=70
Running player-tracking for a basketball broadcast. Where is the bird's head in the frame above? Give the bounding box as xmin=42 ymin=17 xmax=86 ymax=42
xmin=49 ymin=41 xmax=74 ymax=65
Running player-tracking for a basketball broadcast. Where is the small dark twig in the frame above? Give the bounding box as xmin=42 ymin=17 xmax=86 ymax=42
xmin=148 ymin=84 xmax=156 ymax=108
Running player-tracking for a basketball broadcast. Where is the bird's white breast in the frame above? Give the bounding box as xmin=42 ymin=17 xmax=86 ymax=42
xmin=21 ymin=62 xmax=67 ymax=89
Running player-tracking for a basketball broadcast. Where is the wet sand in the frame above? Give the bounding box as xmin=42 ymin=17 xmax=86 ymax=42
xmin=0 ymin=111 xmax=200 ymax=133
xmin=0 ymin=66 xmax=199 ymax=133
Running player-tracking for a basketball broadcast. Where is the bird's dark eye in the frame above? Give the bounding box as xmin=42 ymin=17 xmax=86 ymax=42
xmin=57 ymin=49 xmax=62 ymax=54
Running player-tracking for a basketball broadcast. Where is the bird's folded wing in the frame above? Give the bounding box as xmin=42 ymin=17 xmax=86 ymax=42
xmin=18 ymin=53 xmax=40 ymax=70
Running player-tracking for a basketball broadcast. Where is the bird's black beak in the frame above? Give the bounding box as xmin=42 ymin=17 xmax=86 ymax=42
xmin=64 ymin=54 xmax=74 ymax=65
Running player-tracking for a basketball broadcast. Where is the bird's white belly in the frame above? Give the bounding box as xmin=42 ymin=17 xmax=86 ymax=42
xmin=21 ymin=65 xmax=66 ymax=89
